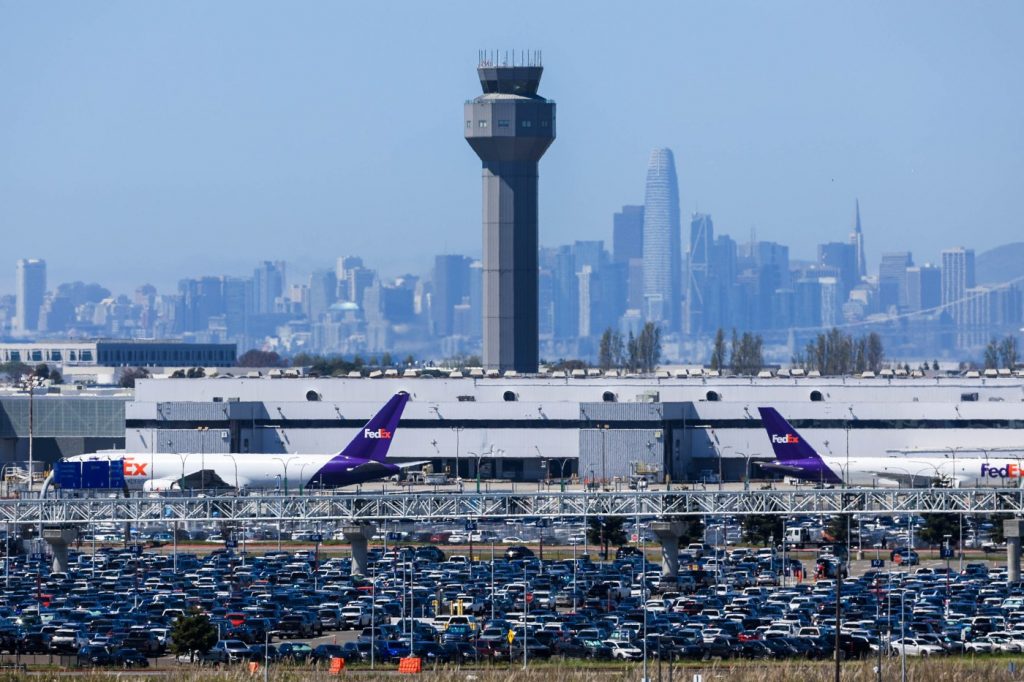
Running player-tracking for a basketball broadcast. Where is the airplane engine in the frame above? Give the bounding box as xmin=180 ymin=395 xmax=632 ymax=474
xmin=142 ymin=479 xmax=178 ymax=492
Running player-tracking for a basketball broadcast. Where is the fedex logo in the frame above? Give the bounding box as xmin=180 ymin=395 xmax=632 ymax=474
xmin=981 ymin=463 xmax=1021 ymax=478
xmin=123 ymin=460 xmax=148 ymax=477
xmin=364 ymin=428 xmax=392 ymax=440
xmin=771 ymin=434 xmax=800 ymax=444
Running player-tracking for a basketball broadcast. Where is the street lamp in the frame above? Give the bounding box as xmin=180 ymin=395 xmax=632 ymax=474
xmin=599 ymin=424 xmax=610 ymax=487
xmin=196 ymin=426 xmax=209 ymax=495
xmin=16 ymin=374 xmax=45 ymax=497
xmin=224 ymin=453 xmax=240 ymax=491
xmin=272 ymin=456 xmax=299 ymax=496
xmin=556 ymin=458 xmax=571 ymax=492
xmin=450 ymin=426 xmax=464 ymax=481
xmin=298 ymin=462 xmax=312 ymax=495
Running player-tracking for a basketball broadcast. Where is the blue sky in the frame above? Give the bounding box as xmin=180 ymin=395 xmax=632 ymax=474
xmin=1 ymin=1 xmax=1021 ymax=295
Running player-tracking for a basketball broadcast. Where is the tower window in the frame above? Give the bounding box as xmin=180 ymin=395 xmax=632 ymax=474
xmin=478 ymin=120 xmax=488 ymax=128
xmin=466 ymin=120 xmax=471 ymax=128
xmin=521 ymin=120 xmax=533 ymax=128
xmin=497 ymin=120 xmax=510 ymax=128
xmin=540 ymin=120 xmax=549 ymax=127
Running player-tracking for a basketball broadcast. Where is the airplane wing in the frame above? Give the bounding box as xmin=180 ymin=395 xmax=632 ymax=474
xmin=177 ymin=469 xmax=234 ymax=491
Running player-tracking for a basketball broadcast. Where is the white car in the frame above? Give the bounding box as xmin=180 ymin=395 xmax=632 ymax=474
xmin=890 ymin=638 xmax=944 ymax=657
xmin=604 ymin=640 xmax=643 ymax=660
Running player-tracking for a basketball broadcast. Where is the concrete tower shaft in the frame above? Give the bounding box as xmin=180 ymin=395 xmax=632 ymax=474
xmin=465 ymin=58 xmax=555 ymax=373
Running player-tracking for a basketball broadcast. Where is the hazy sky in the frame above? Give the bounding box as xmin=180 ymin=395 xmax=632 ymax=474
xmin=1 ymin=1 xmax=1021 ymax=295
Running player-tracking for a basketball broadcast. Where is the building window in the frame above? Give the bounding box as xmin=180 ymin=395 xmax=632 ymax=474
xmin=466 ymin=120 xmax=472 ymax=128
xmin=478 ymin=120 xmax=488 ymax=128
xmin=497 ymin=119 xmax=510 ymax=128
xmin=521 ymin=120 xmax=533 ymax=128
xmin=540 ymin=120 xmax=549 ymax=127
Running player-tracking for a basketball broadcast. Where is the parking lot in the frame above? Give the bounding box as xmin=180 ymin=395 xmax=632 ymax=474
xmin=0 ymin=511 xmax=1019 ymax=672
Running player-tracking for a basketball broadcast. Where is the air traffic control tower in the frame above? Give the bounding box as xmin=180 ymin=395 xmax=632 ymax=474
xmin=465 ymin=51 xmax=555 ymax=373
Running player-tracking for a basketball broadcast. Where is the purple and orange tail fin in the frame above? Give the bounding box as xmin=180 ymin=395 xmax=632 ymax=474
xmin=334 ymin=391 xmax=409 ymax=462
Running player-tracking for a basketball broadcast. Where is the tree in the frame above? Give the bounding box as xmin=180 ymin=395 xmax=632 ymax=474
xmin=999 ymin=336 xmax=1019 ymax=370
xmin=120 ymin=367 xmax=150 ymax=389
xmin=170 ymin=610 xmax=218 ymax=663
xmin=824 ymin=515 xmax=848 ymax=544
xmin=636 ymin=322 xmax=662 ymax=372
xmin=984 ymin=338 xmax=1000 ymax=370
xmin=0 ymin=362 xmax=32 ymax=381
xmin=586 ymin=517 xmax=628 ymax=559
xmin=381 ymin=352 xmax=394 ymax=367
xmin=918 ymin=514 xmax=962 ymax=547
xmin=48 ymin=369 xmax=63 ymax=385
xmin=710 ymin=328 xmax=727 ymax=372
xmin=676 ymin=518 xmax=705 ymax=547
xmin=598 ymin=328 xmax=614 ymax=371
xmin=866 ymin=332 xmax=884 ymax=373
xmin=731 ymin=332 xmax=764 ymax=376
xmin=626 ymin=332 xmax=639 ymax=372
xmin=236 ymin=349 xmax=287 ymax=368
xmin=741 ymin=515 xmax=783 ymax=546
xmin=33 ymin=363 xmax=49 ymax=379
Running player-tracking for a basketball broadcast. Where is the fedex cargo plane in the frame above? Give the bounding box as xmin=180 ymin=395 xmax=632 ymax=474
xmin=64 ymin=391 xmax=414 ymax=492
xmin=758 ymin=406 xmax=1022 ymax=488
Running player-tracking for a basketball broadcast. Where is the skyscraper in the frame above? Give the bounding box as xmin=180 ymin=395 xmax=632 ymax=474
xmin=465 ymin=51 xmax=555 ymax=373
xmin=906 ymin=264 xmax=941 ymax=312
xmin=431 ymin=255 xmax=472 ymax=338
xmin=878 ymin=252 xmax=913 ymax=312
xmin=850 ymin=199 xmax=866 ymax=280
xmin=942 ymin=247 xmax=976 ymax=348
xmin=253 ymin=261 xmax=285 ymax=315
xmin=685 ymin=213 xmax=713 ymax=335
xmin=612 ymin=205 xmax=644 ymax=263
xmin=15 ymin=258 xmax=46 ymax=335
xmin=642 ymin=148 xmax=681 ymax=330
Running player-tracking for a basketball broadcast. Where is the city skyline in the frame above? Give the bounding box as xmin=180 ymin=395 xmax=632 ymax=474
xmin=2 ymin=2 xmax=1022 ymax=295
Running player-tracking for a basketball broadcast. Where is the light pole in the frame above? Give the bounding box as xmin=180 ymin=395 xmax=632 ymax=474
xmin=272 ymin=456 xmax=298 ymax=496
xmin=196 ymin=426 xmax=209 ymax=495
xmin=599 ymin=424 xmax=609 ymax=487
xmin=450 ymin=426 xmax=464 ymax=481
xmin=225 ymin=454 xmax=240 ymax=491
xmin=557 ymin=458 xmax=571 ymax=492
xmin=17 ymin=374 xmax=44 ymax=497
xmin=737 ymin=450 xmax=751 ymax=490
xmin=299 ymin=462 xmax=312 ymax=495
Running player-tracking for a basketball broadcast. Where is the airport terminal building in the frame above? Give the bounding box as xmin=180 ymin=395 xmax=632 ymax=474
xmin=121 ymin=374 xmax=1024 ymax=484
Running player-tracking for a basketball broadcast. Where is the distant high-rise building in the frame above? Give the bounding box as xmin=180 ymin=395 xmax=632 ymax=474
xmin=850 ymin=199 xmax=866 ymax=280
xmin=685 ymin=213 xmax=713 ymax=335
xmin=878 ymin=252 xmax=913 ymax=312
xmin=253 ymin=261 xmax=285 ymax=315
xmin=335 ymin=256 xmax=364 ymax=301
xmin=642 ymin=148 xmax=682 ymax=330
xmin=222 ymin=277 xmax=253 ymax=339
xmin=431 ymin=255 xmax=472 ymax=337
xmin=817 ymin=242 xmax=858 ymax=301
xmin=942 ymin=247 xmax=975 ymax=347
xmin=551 ymin=245 xmax=578 ymax=340
xmin=906 ymin=264 xmax=941 ymax=312
xmin=612 ymin=205 xmax=644 ymax=263
xmin=464 ymin=52 xmax=555 ymax=373
xmin=15 ymin=259 xmax=46 ymax=335
xmin=308 ymin=270 xmax=337 ymax=322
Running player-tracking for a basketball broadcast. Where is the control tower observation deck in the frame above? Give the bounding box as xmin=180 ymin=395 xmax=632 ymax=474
xmin=465 ymin=52 xmax=555 ymax=373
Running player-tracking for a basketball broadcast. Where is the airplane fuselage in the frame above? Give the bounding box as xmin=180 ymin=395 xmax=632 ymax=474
xmin=66 ymin=451 xmax=400 ymax=491
xmin=774 ymin=454 xmax=1024 ymax=488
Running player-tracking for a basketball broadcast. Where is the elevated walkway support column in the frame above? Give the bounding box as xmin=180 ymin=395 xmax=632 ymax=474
xmin=42 ymin=527 xmax=79 ymax=574
xmin=1006 ymin=520 xmax=1021 ymax=583
xmin=650 ymin=520 xmax=686 ymax=578
xmin=342 ymin=524 xmax=375 ymax=577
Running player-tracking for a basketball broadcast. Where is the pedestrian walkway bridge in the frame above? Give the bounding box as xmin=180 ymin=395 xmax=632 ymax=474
xmin=0 ymin=488 xmax=1021 ymax=525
